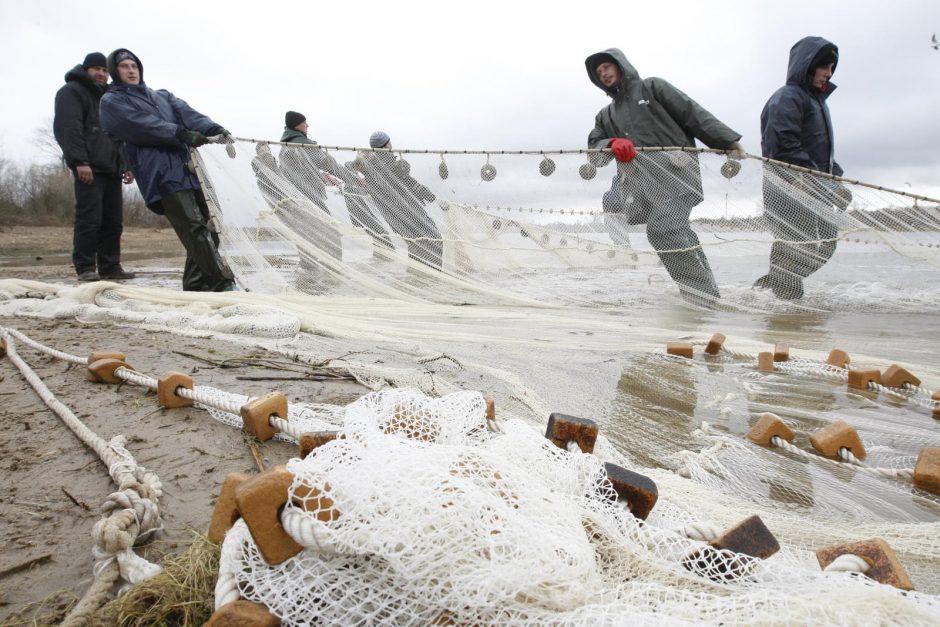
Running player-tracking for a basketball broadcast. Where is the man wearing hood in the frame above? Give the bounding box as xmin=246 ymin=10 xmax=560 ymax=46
xmin=360 ymin=131 xmax=443 ymax=270
xmin=99 ymin=49 xmax=236 ymax=292
xmin=53 ymin=52 xmax=135 ymax=282
xmin=755 ymin=36 xmax=845 ymax=300
xmin=585 ymin=48 xmax=745 ymax=304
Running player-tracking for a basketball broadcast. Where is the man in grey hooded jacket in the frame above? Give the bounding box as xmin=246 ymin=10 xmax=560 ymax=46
xmin=754 ymin=36 xmax=845 ymax=300
xmin=585 ymin=48 xmax=745 ymax=303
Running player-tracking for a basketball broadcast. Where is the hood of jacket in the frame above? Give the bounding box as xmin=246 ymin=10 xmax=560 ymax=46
xmin=786 ymin=36 xmax=838 ymax=93
xmin=585 ymin=48 xmax=641 ymax=98
xmin=63 ymin=64 xmax=103 ymax=94
xmin=280 ymin=127 xmax=316 ymax=144
xmin=107 ymin=48 xmax=144 ymax=85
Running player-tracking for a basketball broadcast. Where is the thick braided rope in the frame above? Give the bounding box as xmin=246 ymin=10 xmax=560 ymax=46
xmin=281 ymin=508 xmax=339 ymax=555
xmin=214 ymin=522 xmax=245 ymax=609
xmin=59 ymin=560 xmax=122 ymax=627
xmin=687 ymin=340 xmax=753 ymax=361
xmin=1 ymin=327 xmax=301 ymax=442
xmin=769 ymin=436 xmax=914 ymax=481
xmin=767 ymin=359 xmax=937 ymax=410
xmin=0 ymin=328 xmax=163 ymax=587
xmin=3 ymin=326 xmax=86 ymax=364
xmin=824 ymin=553 xmax=871 ymax=574
xmin=678 ymin=521 xmax=722 ymax=543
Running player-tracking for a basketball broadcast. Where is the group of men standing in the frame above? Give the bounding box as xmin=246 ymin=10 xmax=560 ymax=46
xmin=54 ymin=48 xmax=235 ymax=292
xmin=54 ymin=36 xmax=844 ymax=301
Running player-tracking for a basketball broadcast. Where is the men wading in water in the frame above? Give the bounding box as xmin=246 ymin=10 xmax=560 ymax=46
xmin=755 ymin=36 xmax=849 ymax=300
xmin=585 ymin=48 xmax=745 ymax=306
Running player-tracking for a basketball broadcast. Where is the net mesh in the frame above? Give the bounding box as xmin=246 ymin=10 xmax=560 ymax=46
xmin=217 ymin=389 xmax=940 ymax=626
xmin=1 ymin=137 xmax=939 ymax=623
xmin=197 ymin=139 xmax=940 ymax=313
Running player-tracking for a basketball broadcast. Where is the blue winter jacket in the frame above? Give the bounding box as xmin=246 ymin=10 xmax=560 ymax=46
xmin=760 ymin=36 xmax=842 ymax=176
xmin=100 ymin=50 xmax=220 ymax=208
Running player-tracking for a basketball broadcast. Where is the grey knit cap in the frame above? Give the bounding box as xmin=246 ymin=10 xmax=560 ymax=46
xmin=369 ymin=131 xmax=390 ymax=149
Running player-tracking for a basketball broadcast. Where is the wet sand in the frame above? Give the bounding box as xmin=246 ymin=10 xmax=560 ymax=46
xmin=0 ymin=229 xmax=369 ymax=623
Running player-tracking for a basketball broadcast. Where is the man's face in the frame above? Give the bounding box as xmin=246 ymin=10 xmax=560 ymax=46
xmin=596 ymin=62 xmax=622 ymax=88
xmin=117 ymin=59 xmax=140 ymax=85
xmin=86 ymin=66 xmax=108 ymax=86
xmin=812 ymin=63 xmax=834 ymax=90
xmin=296 ymin=121 xmax=309 ymax=134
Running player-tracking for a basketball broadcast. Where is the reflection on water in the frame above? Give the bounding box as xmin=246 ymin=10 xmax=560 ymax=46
xmin=602 ymin=330 xmax=940 ymax=522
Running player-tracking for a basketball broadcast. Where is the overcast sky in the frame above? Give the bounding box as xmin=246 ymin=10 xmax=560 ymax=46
xmin=1 ymin=0 xmax=938 ymax=193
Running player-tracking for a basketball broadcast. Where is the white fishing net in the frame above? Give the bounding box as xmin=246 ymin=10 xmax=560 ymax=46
xmin=2 ymin=137 xmax=939 ymax=624
xmin=197 ymin=139 xmax=940 ymax=313
xmin=216 ymin=389 xmax=940 ymax=626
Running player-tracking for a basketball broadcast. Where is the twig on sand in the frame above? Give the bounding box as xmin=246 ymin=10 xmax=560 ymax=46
xmin=61 ymin=487 xmax=90 ymax=511
xmin=235 ymin=374 xmax=353 ymax=381
xmin=247 ymin=441 xmax=266 ymax=472
xmin=170 ymin=350 xmax=233 ymax=368
xmin=172 ymin=350 xmax=355 ymax=381
xmin=0 ymin=554 xmax=53 ymax=580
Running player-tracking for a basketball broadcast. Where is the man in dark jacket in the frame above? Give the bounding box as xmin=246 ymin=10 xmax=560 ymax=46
xmin=100 ymin=49 xmax=236 ymax=292
xmin=278 ymin=111 xmax=394 ymax=260
xmin=277 ymin=111 xmax=344 ymax=268
xmin=755 ymin=36 xmax=846 ymax=300
xmin=53 ymin=52 xmax=135 ymax=282
xmin=585 ymin=48 xmax=745 ymax=304
xmin=360 ymin=131 xmax=442 ymax=270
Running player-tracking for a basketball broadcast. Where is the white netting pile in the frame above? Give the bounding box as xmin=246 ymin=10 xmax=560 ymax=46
xmin=218 ymin=389 xmax=940 ymax=625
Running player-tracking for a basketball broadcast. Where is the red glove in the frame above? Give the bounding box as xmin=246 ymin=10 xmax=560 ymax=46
xmin=608 ymin=138 xmax=636 ymax=162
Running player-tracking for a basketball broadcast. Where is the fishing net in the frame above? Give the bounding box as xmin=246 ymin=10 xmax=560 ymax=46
xmin=2 ymin=137 xmax=940 ymax=624
xmin=197 ymin=138 xmax=940 ymax=313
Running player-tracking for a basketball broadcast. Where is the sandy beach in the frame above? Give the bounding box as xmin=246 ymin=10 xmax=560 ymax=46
xmin=0 ymin=227 xmax=369 ymax=624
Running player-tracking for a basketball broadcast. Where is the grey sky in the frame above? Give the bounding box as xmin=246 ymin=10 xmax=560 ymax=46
xmin=1 ymin=0 xmax=937 ymax=195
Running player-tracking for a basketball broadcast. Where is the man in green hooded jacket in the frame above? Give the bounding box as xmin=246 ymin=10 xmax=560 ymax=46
xmin=585 ymin=48 xmax=745 ymax=303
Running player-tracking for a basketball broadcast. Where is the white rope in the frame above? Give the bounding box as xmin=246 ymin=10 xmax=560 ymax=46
xmin=0 ymin=328 xmax=309 ymax=450
xmin=115 ymin=367 xmax=158 ymax=390
xmin=903 ymin=381 xmax=938 ymax=400
xmin=868 ymin=381 xmax=938 ymax=410
xmin=485 ymin=417 xmax=504 ymax=434
xmin=2 ymin=326 xmax=86 ymax=364
xmin=566 ymin=440 xmax=582 ymax=454
xmin=824 ymin=553 xmax=871 ymax=574
xmin=769 ymin=436 xmax=914 ymax=482
xmin=214 ymin=523 xmax=244 ymax=610
xmin=837 ymin=447 xmax=864 ymax=466
xmin=270 ymin=415 xmax=302 ymax=440
xmin=281 ymin=509 xmax=339 ymax=556
xmin=719 ymin=347 xmax=754 ymax=361
xmin=687 ymin=339 xmax=753 ymax=361
xmin=773 ymin=361 xmax=848 ymax=383
xmin=679 ymin=522 xmax=722 ymax=543
xmin=178 ymin=386 xmax=245 ymax=416
xmin=0 ymin=327 xmax=163 ymax=590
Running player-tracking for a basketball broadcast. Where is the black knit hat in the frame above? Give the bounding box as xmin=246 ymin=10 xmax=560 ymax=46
xmin=82 ymin=52 xmax=107 ymax=70
xmin=285 ymin=111 xmax=306 ymax=129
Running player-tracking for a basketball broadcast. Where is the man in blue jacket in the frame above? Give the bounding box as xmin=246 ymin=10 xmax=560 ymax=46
xmin=755 ymin=36 xmax=847 ymax=300
xmin=100 ymin=49 xmax=236 ymax=292
xmin=53 ymin=52 xmax=135 ymax=282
